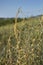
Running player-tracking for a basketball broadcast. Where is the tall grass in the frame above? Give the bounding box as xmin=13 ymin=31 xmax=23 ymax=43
xmin=0 ymin=9 xmax=43 ymax=65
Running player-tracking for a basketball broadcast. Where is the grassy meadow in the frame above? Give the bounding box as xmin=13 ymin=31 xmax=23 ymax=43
xmin=0 ymin=15 xmax=43 ymax=65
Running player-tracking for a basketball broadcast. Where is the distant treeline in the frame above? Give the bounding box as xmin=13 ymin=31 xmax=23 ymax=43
xmin=0 ymin=15 xmax=43 ymax=26
xmin=0 ymin=17 xmax=37 ymax=26
xmin=0 ymin=18 xmax=26 ymax=26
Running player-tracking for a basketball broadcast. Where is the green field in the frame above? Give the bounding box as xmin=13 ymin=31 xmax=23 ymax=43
xmin=0 ymin=16 xmax=43 ymax=65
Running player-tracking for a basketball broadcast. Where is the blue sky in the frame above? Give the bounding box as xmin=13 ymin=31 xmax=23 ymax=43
xmin=0 ymin=0 xmax=43 ymax=17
